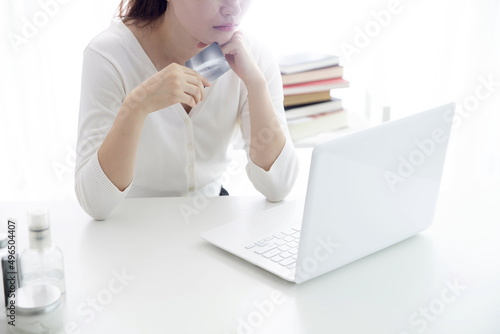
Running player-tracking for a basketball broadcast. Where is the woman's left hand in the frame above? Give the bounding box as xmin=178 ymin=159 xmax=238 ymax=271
xmin=220 ymin=31 xmax=263 ymax=86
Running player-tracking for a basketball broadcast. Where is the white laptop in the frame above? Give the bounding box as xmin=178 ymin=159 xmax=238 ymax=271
xmin=201 ymin=103 xmax=455 ymax=284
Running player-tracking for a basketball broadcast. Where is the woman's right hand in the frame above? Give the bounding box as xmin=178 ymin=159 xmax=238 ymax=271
xmin=122 ymin=63 xmax=211 ymax=116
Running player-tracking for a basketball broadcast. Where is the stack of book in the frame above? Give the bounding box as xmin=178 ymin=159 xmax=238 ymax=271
xmin=278 ymin=53 xmax=349 ymax=141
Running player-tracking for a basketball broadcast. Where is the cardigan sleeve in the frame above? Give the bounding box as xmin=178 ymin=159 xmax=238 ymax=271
xmin=75 ymin=46 xmax=131 ymax=220
xmin=239 ymin=37 xmax=299 ymax=202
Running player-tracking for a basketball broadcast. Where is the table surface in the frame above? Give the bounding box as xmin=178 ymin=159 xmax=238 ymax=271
xmin=0 ymin=178 xmax=499 ymax=334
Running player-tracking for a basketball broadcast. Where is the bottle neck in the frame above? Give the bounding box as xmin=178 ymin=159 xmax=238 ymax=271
xmin=29 ymin=228 xmax=52 ymax=250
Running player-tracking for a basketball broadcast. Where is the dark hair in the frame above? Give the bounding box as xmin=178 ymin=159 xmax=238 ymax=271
xmin=117 ymin=0 xmax=167 ymax=29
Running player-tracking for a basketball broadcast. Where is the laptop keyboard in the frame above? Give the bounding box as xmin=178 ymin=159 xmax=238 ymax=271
xmin=244 ymin=225 xmax=301 ymax=269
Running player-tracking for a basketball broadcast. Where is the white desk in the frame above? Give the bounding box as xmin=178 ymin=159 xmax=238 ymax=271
xmin=0 ymin=180 xmax=499 ymax=334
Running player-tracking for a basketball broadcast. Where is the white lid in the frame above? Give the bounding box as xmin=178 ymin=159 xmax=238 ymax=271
xmin=27 ymin=207 xmax=50 ymax=231
xmin=12 ymin=284 xmax=62 ymax=316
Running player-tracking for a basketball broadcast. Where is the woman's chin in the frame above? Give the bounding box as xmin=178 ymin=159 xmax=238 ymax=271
xmin=197 ymin=32 xmax=234 ymax=48
xmin=211 ymin=31 xmax=236 ymax=46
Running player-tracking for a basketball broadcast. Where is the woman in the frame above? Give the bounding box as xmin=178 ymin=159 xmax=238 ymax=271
xmin=75 ymin=0 xmax=298 ymax=220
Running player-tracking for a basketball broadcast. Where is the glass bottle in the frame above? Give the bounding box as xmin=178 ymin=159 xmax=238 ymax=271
xmin=20 ymin=208 xmax=65 ymax=295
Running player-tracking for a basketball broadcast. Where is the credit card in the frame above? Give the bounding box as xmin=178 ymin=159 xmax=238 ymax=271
xmin=185 ymin=43 xmax=230 ymax=83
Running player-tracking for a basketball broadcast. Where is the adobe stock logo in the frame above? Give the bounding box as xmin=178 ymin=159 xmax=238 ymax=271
xmin=399 ymin=278 xmax=467 ymax=334
xmin=444 ymin=74 xmax=500 ymax=129
xmin=340 ymin=0 xmax=404 ymax=64
xmin=384 ymin=128 xmax=448 ymax=192
xmin=178 ymin=158 xmax=244 ymax=224
xmin=295 ymin=235 xmax=340 ymax=282
xmin=7 ymin=0 xmax=73 ymax=52
xmin=63 ymin=268 xmax=135 ymax=333
xmin=223 ymin=290 xmax=286 ymax=334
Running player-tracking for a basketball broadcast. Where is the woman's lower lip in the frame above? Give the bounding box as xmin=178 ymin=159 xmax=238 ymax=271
xmin=214 ymin=25 xmax=238 ymax=32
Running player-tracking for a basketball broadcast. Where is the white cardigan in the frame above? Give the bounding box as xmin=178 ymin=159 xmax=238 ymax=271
xmin=75 ymin=20 xmax=298 ymax=220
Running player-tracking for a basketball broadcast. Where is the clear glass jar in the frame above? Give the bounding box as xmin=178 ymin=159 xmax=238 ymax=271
xmin=8 ymin=283 xmax=65 ymax=334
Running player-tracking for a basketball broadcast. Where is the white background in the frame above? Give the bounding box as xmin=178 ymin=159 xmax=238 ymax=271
xmin=0 ymin=0 xmax=499 ymax=201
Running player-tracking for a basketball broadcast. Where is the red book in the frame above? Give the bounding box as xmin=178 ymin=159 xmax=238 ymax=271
xmin=283 ymin=78 xmax=349 ymax=96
